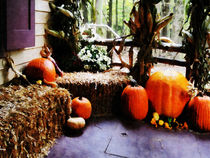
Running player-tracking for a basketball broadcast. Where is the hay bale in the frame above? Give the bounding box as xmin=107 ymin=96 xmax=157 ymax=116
xmin=56 ymin=71 xmax=130 ymax=117
xmin=0 ymin=85 xmax=71 ymax=158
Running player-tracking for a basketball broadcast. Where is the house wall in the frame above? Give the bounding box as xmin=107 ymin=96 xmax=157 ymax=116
xmin=0 ymin=0 xmax=51 ymax=85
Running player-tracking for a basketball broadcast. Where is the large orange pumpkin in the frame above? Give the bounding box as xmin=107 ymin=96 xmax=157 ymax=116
xmin=25 ymin=58 xmax=56 ymax=82
xmin=146 ymin=70 xmax=190 ymax=118
xmin=71 ymin=97 xmax=92 ymax=119
xmin=121 ymin=80 xmax=148 ymax=120
xmin=187 ymin=95 xmax=210 ymax=131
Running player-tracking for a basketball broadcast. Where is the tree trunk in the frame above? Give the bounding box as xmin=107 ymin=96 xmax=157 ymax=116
xmin=161 ymin=0 xmax=170 ymax=36
xmin=115 ymin=0 xmax=118 ymax=32
xmin=91 ymin=0 xmax=96 ymax=23
xmin=107 ymin=0 xmax=113 ymax=38
xmin=95 ymin=0 xmax=103 ymax=24
xmin=81 ymin=0 xmax=88 ymax=23
xmin=122 ymin=0 xmax=125 ymax=33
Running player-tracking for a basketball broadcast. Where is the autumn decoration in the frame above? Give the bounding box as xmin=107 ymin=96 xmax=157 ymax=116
xmin=187 ymin=95 xmax=210 ymax=132
xmin=150 ymin=112 xmax=189 ymax=130
xmin=25 ymin=58 xmax=57 ymax=87
xmin=146 ymin=70 xmax=190 ymax=118
xmin=67 ymin=117 xmax=86 ymax=130
xmin=25 ymin=45 xmax=63 ymax=87
xmin=71 ymin=96 xmax=92 ymax=119
xmin=121 ymin=79 xmax=148 ymax=120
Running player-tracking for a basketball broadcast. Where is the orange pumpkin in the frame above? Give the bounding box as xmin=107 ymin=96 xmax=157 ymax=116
xmin=146 ymin=70 xmax=190 ymax=118
xmin=71 ymin=97 xmax=92 ymax=119
xmin=25 ymin=58 xmax=56 ymax=82
xmin=121 ymin=80 xmax=148 ymax=120
xmin=187 ymin=95 xmax=210 ymax=131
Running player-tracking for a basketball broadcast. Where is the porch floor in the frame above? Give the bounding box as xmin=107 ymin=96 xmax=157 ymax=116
xmin=47 ymin=117 xmax=210 ymax=158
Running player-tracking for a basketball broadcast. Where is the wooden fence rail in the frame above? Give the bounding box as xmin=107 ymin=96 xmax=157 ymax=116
xmin=81 ymin=39 xmax=187 ymax=67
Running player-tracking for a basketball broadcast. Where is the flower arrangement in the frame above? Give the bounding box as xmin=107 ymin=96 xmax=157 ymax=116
xmin=78 ymin=45 xmax=111 ymax=72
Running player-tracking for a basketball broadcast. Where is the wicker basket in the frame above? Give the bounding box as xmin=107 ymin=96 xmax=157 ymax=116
xmin=56 ymin=71 xmax=130 ymax=117
xmin=0 ymin=85 xmax=71 ymax=158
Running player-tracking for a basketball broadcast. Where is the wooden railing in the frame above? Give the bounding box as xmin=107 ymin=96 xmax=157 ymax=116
xmin=81 ymin=38 xmax=187 ymax=67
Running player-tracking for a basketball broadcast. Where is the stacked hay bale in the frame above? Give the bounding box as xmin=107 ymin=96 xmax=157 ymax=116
xmin=56 ymin=71 xmax=130 ymax=117
xmin=0 ymin=85 xmax=71 ymax=157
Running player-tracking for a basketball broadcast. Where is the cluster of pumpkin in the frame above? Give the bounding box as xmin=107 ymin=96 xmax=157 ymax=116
xmin=24 ymin=45 xmax=93 ymax=130
xmin=121 ymin=70 xmax=210 ymax=132
xmin=67 ymin=96 xmax=92 ymax=130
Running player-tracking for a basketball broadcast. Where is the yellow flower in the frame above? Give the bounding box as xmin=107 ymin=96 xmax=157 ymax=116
xmin=153 ymin=112 xmax=159 ymax=121
xmin=151 ymin=118 xmax=157 ymax=125
xmin=36 ymin=80 xmax=42 ymax=85
xmin=164 ymin=122 xmax=172 ymax=130
xmin=158 ymin=120 xmax=164 ymax=126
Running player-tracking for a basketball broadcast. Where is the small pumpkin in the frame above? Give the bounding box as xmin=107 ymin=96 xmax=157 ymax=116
xmin=25 ymin=58 xmax=56 ymax=83
xmin=71 ymin=97 xmax=92 ymax=119
xmin=67 ymin=117 xmax=86 ymax=130
xmin=187 ymin=95 xmax=210 ymax=132
xmin=121 ymin=79 xmax=148 ymax=120
xmin=146 ymin=70 xmax=190 ymax=118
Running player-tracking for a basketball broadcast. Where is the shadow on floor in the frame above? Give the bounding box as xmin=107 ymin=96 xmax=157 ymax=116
xmin=47 ymin=116 xmax=210 ymax=158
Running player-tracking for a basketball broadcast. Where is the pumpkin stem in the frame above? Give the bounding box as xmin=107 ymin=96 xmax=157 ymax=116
xmin=197 ymin=91 xmax=204 ymax=97
xmin=130 ymin=79 xmax=138 ymax=87
xmin=79 ymin=96 xmax=83 ymax=100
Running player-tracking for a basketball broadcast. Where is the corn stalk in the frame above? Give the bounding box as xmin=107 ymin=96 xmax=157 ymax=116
xmin=182 ymin=0 xmax=210 ymax=93
xmin=123 ymin=0 xmax=173 ymax=84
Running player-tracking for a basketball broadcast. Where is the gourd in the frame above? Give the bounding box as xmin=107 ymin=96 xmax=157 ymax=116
xmin=67 ymin=117 xmax=86 ymax=130
xmin=187 ymin=95 xmax=210 ymax=132
xmin=146 ymin=70 xmax=190 ymax=118
xmin=121 ymin=79 xmax=148 ymax=120
xmin=71 ymin=97 xmax=92 ymax=119
xmin=25 ymin=58 xmax=56 ymax=85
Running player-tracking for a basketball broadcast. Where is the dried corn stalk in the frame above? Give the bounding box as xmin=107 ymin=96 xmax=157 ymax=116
xmin=0 ymin=85 xmax=71 ymax=158
xmin=111 ymin=0 xmax=174 ymax=84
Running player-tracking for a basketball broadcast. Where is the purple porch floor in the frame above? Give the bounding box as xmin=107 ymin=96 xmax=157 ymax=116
xmin=47 ymin=117 xmax=210 ymax=158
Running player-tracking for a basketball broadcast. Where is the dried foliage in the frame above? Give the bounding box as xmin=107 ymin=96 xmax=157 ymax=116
xmin=46 ymin=0 xmax=82 ymax=72
xmin=0 ymin=85 xmax=71 ymax=157
xmin=182 ymin=0 xmax=210 ymax=93
xmin=111 ymin=0 xmax=173 ymax=84
xmin=56 ymin=72 xmax=130 ymax=116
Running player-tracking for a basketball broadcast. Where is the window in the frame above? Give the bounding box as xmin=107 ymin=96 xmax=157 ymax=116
xmin=3 ymin=0 xmax=35 ymax=51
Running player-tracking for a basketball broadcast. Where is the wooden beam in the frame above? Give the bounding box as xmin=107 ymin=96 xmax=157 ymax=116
xmin=111 ymin=58 xmax=186 ymax=67
xmin=154 ymin=57 xmax=186 ymax=67
xmin=80 ymin=39 xmax=186 ymax=53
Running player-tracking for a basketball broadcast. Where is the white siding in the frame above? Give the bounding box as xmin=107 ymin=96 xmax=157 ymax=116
xmin=0 ymin=0 xmax=51 ymax=85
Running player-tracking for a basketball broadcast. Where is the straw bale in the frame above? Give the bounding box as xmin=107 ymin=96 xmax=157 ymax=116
xmin=56 ymin=71 xmax=130 ymax=117
xmin=0 ymin=85 xmax=71 ymax=158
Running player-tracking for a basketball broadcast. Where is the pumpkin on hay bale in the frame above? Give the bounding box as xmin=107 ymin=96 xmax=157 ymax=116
xmin=24 ymin=58 xmax=57 ymax=87
xmin=0 ymin=85 xmax=71 ymax=157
